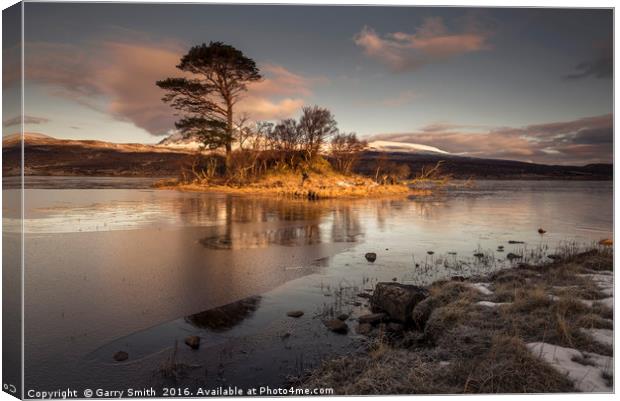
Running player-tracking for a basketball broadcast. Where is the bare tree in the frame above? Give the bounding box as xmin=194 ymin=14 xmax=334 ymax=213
xmin=330 ymin=132 xmax=367 ymax=174
xmin=298 ymin=105 xmax=338 ymax=160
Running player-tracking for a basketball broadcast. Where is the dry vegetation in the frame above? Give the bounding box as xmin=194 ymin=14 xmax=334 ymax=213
xmin=301 ymin=247 xmax=613 ymax=394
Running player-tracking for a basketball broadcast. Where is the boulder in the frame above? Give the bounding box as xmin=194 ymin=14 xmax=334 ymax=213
xmin=113 ymin=351 xmax=128 ymax=362
xmin=365 ymin=252 xmax=377 ymax=262
xmin=358 ymin=312 xmax=387 ymax=325
xmin=185 ymin=335 xmax=201 ymax=350
xmin=287 ymin=310 xmax=304 ymax=318
xmin=324 ymin=319 xmax=348 ymax=334
xmin=411 ymin=297 xmax=437 ymax=330
xmin=337 ymin=313 xmax=349 ymax=321
xmin=371 ymin=282 xmax=429 ymax=323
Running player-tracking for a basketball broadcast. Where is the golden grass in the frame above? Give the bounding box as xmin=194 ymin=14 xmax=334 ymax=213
xmin=155 ymin=170 xmax=415 ymax=199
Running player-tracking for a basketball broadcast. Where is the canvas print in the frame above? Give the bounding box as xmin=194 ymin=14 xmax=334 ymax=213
xmin=1 ymin=1 xmax=614 ymax=398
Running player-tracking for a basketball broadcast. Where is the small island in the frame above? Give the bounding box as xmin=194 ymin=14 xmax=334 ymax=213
xmin=152 ymin=42 xmax=432 ymax=199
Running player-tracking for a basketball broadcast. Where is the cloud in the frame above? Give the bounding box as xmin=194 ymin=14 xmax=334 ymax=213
xmin=3 ymin=115 xmax=50 ymax=127
xmin=370 ymin=114 xmax=612 ymax=165
xmin=354 ymin=17 xmax=491 ymax=72
xmin=24 ymin=41 xmax=319 ymax=135
xmin=564 ymin=41 xmax=612 ymax=80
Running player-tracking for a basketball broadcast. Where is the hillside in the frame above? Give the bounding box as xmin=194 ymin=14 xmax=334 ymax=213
xmin=2 ymin=133 xmax=612 ymax=180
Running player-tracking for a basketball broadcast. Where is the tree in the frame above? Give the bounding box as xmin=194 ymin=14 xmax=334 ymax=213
xmin=330 ymin=132 xmax=367 ymax=174
xmin=156 ymin=42 xmax=262 ymax=166
xmin=298 ymin=105 xmax=338 ymax=160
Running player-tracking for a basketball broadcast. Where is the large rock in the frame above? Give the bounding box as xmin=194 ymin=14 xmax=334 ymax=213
xmin=324 ymin=319 xmax=348 ymax=334
xmin=411 ymin=297 xmax=437 ymax=330
xmin=371 ymin=282 xmax=429 ymax=323
xmin=358 ymin=313 xmax=387 ymax=325
xmin=365 ymin=252 xmax=377 ymax=262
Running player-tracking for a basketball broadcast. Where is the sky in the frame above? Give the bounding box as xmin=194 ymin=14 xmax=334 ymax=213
xmin=2 ymin=3 xmax=613 ymax=165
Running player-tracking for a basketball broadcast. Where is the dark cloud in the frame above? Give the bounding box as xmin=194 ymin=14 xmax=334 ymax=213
xmin=371 ymin=114 xmax=612 ymax=165
xmin=564 ymin=41 xmax=612 ymax=80
xmin=3 ymin=115 xmax=50 ymax=127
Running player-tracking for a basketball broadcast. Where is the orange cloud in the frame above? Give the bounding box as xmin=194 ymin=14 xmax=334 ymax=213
xmin=355 ymin=17 xmax=491 ymax=71
xmin=24 ymin=41 xmax=319 ymax=135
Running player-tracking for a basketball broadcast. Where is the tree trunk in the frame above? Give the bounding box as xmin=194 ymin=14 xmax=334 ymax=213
xmin=225 ymin=101 xmax=234 ymax=171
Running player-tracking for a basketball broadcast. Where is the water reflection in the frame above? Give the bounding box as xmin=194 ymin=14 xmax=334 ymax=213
xmin=185 ymin=296 xmax=261 ymax=332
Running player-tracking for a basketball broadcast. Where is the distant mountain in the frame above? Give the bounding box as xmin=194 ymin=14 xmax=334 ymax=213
xmin=2 ymin=133 xmax=612 ymax=180
xmin=366 ymin=140 xmax=449 ymax=155
xmin=157 ymin=133 xmax=451 ymax=155
xmin=2 ymin=133 xmax=197 ymax=177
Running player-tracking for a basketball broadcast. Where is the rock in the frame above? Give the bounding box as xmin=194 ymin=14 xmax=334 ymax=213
xmin=356 ymin=323 xmax=373 ymax=335
xmin=411 ymin=297 xmax=436 ymax=330
xmin=387 ymin=322 xmax=404 ymax=334
xmin=287 ymin=310 xmax=304 ymax=318
xmin=473 ymin=252 xmax=484 ymax=258
xmin=357 ymin=292 xmax=372 ymax=299
xmin=538 ymin=228 xmax=547 ymax=234
xmin=113 ymin=351 xmax=128 ymax=362
xmin=508 ymin=240 xmax=524 ymax=244
xmin=324 ymin=319 xmax=348 ymax=334
xmin=427 ymin=251 xmax=434 ymax=255
xmin=365 ymin=252 xmax=377 ymax=262
xmin=358 ymin=312 xmax=387 ymax=325
xmin=185 ymin=335 xmax=201 ymax=350
xmin=371 ymin=283 xmax=429 ymax=323
xmin=337 ymin=313 xmax=349 ymax=321
xmin=506 ymin=253 xmax=523 ymax=261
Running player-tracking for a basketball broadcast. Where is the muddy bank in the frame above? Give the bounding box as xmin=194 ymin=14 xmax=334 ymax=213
xmin=300 ymin=247 xmax=613 ymax=394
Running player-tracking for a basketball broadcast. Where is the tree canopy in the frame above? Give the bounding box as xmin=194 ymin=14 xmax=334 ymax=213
xmin=157 ymin=42 xmax=262 ymax=159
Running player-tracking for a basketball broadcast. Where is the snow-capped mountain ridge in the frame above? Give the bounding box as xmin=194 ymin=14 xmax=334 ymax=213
xmin=366 ymin=140 xmax=449 ymax=155
xmin=157 ymin=133 xmax=449 ymax=155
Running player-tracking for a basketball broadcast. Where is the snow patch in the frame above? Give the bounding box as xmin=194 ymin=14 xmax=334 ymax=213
xmin=527 ymin=342 xmax=612 ymax=392
xmin=476 ymin=301 xmax=508 ymax=308
xmin=580 ymin=328 xmax=613 ymax=347
xmin=469 ymin=282 xmax=493 ymax=295
xmin=367 ymin=140 xmax=449 ymax=155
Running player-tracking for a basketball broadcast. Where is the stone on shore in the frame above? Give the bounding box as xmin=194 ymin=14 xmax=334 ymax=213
xmin=365 ymin=252 xmax=377 ymax=262
xmin=324 ymin=319 xmax=348 ymax=334
xmin=411 ymin=297 xmax=436 ymax=330
xmin=371 ymin=282 xmax=429 ymax=323
xmin=185 ymin=335 xmax=201 ymax=350
xmin=358 ymin=312 xmax=387 ymax=325
xmin=287 ymin=310 xmax=304 ymax=318
xmin=113 ymin=351 xmax=128 ymax=362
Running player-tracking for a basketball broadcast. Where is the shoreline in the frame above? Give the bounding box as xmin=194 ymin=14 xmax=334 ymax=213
xmin=300 ymin=246 xmax=614 ymax=394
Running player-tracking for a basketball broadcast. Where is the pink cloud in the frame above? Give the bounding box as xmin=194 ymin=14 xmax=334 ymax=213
xmin=371 ymin=114 xmax=612 ymax=165
xmin=24 ymin=41 xmax=319 ymax=135
xmin=354 ymin=17 xmax=491 ymax=71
